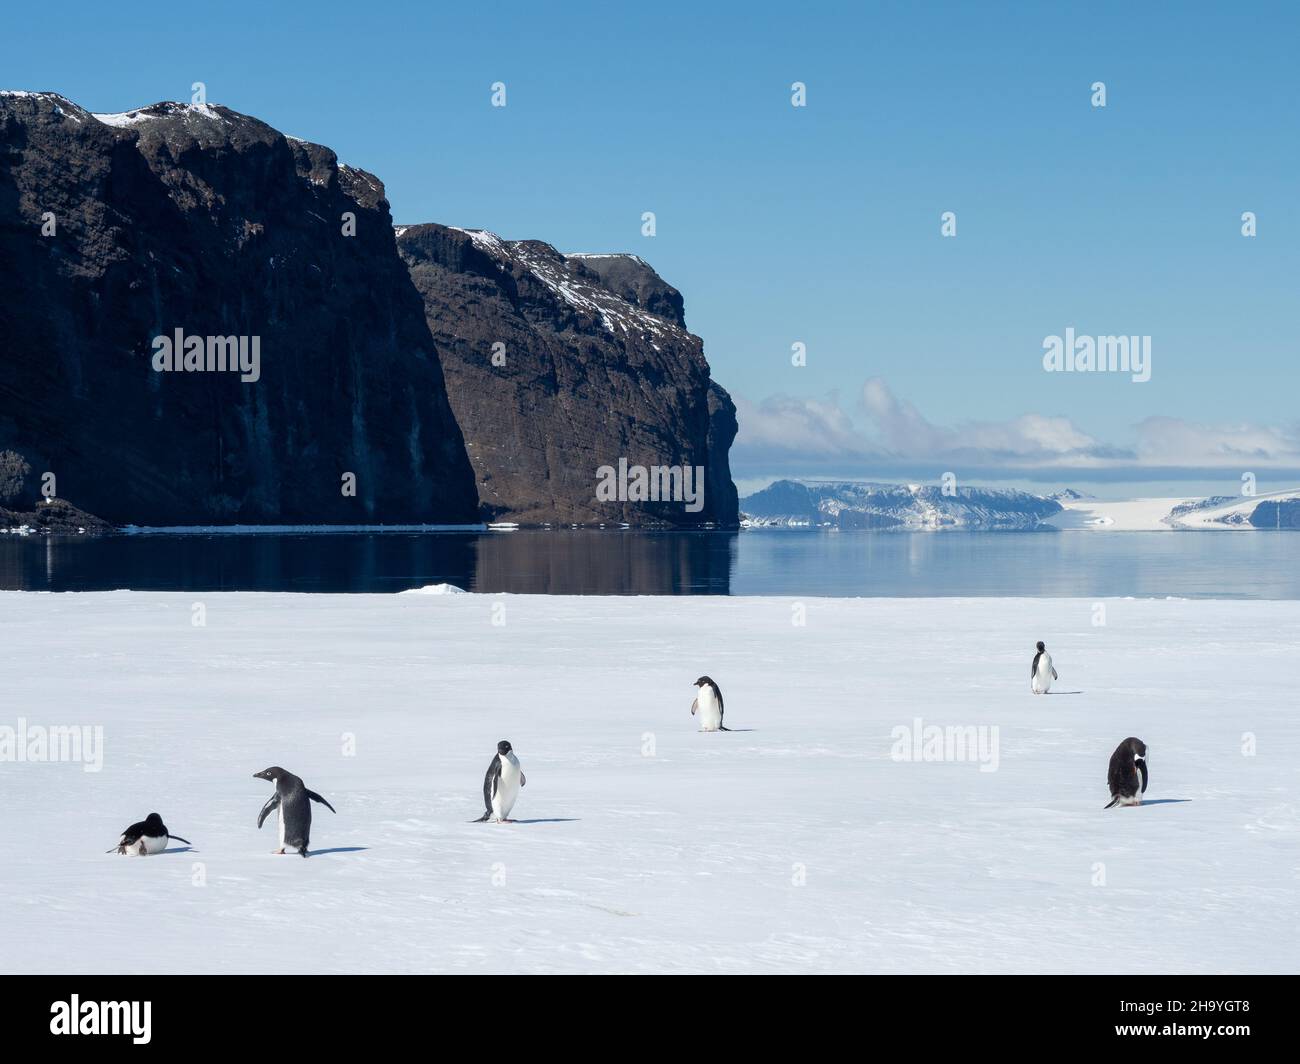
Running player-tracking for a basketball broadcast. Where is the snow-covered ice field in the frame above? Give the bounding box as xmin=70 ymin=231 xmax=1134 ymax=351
xmin=1 ymin=591 xmax=1297 ymax=974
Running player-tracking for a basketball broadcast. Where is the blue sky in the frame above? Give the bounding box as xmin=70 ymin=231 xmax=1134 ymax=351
xmin=4 ymin=1 xmax=1297 ymax=494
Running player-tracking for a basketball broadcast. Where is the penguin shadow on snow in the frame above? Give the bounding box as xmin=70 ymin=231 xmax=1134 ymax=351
xmin=502 ymin=818 xmax=579 ymax=825
xmin=297 ymin=846 xmax=368 ymax=856
xmin=1122 ymin=799 xmax=1192 ymax=808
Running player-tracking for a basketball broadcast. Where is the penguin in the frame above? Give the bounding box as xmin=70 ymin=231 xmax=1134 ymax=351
xmin=1031 ymin=641 xmax=1058 ymax=694
xmin=474 ymin=740 xmax=525 ymax=823
xmin=691 ymin=676 xmax=730 ymax=732
xmin=107 ymin=813 xmax=192 ymax=855
xmin=1105 ymin=737 xmax=1148 ymax=808
xmin=253 ymin=766 xmax=336 ymax=857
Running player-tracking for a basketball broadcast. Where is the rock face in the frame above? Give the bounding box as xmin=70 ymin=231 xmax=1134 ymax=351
xmin=1250 ymin=500 xmax=1300 ymax=529
xmin=742 ymin=480 xmax=1062 ymax=530
xmin=397 ymin=224 xmax=738 ymax=527
xmin=0 ymin=92 xmax=478 ymax=525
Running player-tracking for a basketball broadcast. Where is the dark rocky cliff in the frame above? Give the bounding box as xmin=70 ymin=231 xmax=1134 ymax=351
xmin=0 ymin=92 xmax=739 ymax=529
xmin=397 ymin=224 xmax=738 ymax=527
xmin=0 ymin=92 xmax=477 ymax=525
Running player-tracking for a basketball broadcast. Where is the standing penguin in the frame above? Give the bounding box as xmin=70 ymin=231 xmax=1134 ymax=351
xmin=474 ymin=740 xmax=525 ymax=823
xmin=253 ymin=766 xmax=336 ymax=857
xmin=691 ymin=676 xmax=730 ymax=732
xmin=107 ymin=813 xmax=192 ymax=855
xmin=1105 ymin=737 xmax=1149 ymax=808
xmin=1031 ymin=641 xmax=1058 ymax=694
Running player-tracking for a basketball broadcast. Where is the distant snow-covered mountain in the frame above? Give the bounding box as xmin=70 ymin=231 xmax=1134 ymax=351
xmin=740 ymin=480 xmax=1062 ymax=530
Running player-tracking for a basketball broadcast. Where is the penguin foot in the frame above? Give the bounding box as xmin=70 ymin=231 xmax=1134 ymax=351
xmin=273 ymin=848 xmax=285 ymax=855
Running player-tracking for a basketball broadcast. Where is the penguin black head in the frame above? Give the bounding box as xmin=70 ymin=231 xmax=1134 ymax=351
xmin=1035 ymin=641 xmax=1046 ymax=652
xmin=1124 ymin=737 xmax=1148 ymax=760
xmin=693 ymin=676 xmax=715 ymax=688
xmin=253 ymin=766 xmax=284 ymax=782
xmin=143 ymin=812 xmax=165 ymax=831
xmin=497 ymin=740 xmax=513 ymax=756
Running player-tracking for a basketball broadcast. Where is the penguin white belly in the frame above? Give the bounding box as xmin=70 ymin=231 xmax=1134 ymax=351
xmin=696 ymin=688 xmax=723 ymax=731
xmin=278 ymin=811 xmax=287 ymax=850
xmin=119 ymin=835 xmax=167 ymax=855
xmin=1032 ymin=655 xmax=1054 ymax=694
xmin=492 ymin=755 xmax=522 ymax=820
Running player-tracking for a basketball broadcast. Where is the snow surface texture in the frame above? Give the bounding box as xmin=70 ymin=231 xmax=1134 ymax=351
xmin=1 ymin=592 xmax=1296 ymax=974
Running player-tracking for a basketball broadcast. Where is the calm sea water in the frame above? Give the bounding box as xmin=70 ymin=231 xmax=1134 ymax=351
xmin=1 ymin=529 xmax=1298 ymax=597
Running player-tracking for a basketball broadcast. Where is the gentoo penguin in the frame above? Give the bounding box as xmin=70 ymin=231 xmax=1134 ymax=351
xmin=1105 ymin=737 xmax=1149 ymax=808
xmin=474 ymin=740 xmax=526 ymax=823
xmin=691 ymin=676 xmax=730 ymax=732
xmin=107 ymin=813 xmax=192 ymax=856
xmin=253 ymin=766 xmax=336 ymax=857
xmin=1031 ymin=641 xmax=1058 ymax=694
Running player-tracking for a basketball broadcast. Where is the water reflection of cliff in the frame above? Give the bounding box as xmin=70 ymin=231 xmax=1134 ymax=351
xmin=472 ymin=532 xmax=735 ymax=595
xmin=0 ymin=531 xmax=737 ymax=594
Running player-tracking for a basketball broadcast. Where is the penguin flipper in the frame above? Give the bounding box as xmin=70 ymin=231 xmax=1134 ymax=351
xmin=690 ymin=697 xmax=698 ymax=716
xmin=483 ymin=756 xmax=502 ymax=808
xmin=306 ymin=789 xmax=336 ymax=814
xmin=257 ymin=793 xmax=281 ymax=829
xmin=1052 ymin=666 xmax=1059 ymax=680
xmin=167 ymin=834 xmax=193 ymax=846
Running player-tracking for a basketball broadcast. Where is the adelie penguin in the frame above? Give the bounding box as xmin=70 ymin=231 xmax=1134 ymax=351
xmin=254 ymin=766 xmax=336 ymax=856
xmin=1030 ymin=641 xmax=1058 ymax=694
xmin=474 ymin=740 xmax=525 ymax=823
xmin=107 ymin=813 xmax=192 ymax=856
xmin=1105 ymin=737 xmax=1149 ymax=808
xmin=691 ymin=676 xmax=730 ymax=732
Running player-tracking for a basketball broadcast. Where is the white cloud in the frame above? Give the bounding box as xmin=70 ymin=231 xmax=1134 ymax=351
xmin=1134 ymin=416 xmax=1300 ymax=467
xmin=731 ymin=393 xmax=879 ymax=463
xmin=731 ymin=378 xmax=1300 ymax=477
xmin=859 ymin=377 xmax=1101 ymax=459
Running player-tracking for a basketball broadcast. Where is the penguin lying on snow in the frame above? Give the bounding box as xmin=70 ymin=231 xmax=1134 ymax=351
xmin=1031 ymin=641 xmax=1058 ymax=694
xmin=691 ymin=676 xmax=730 ymax=732
xmin=108 ymin=813 xmax=192 ymax=855
xmin=1105 ymin=737 xmax=1148 ymax=808
xmin=254 ymin=766 xmax=336 ymax=856
xmin=474 ymin=740 xmax=525 ymax=823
